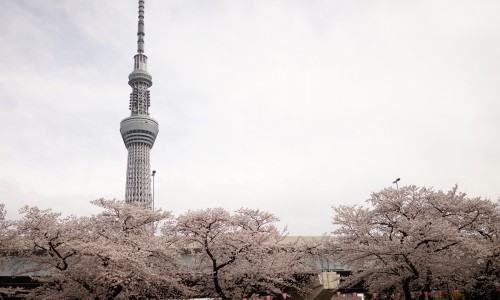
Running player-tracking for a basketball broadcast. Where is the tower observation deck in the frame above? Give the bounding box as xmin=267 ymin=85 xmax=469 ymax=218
xmin=120 ymin=0 xmax=158 ymax=208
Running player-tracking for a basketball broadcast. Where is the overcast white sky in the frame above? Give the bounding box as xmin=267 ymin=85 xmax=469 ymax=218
xmin=1 ymin=0 xmax=499 ymax=235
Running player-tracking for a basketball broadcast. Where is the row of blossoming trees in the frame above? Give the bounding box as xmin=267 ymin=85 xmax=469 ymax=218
xmin=0 ymin=185 xmax=499 ymax=300
xmin=0 ymin=200 xmax=319 ymax=299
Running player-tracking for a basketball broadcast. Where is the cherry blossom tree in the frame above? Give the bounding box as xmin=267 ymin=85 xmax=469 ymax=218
xmin=466 ymin=196 xmax=500 ymax=299
xmin=330 ymin=185 xmax=499 ymax=300
xmin=169 ymin=207 xmax=318 ymax=300
xmin=0 ymin=203 xmax=30 ymax=299
xmin=8 ymin=205 xmax=88 ymax=299
xmin=11 ymin=199 xmax=184 ymax=300
xmin=0 ymin=203 xmax=11 ymax=249
xmin=0 ymin=203 xmax=15 ymax=269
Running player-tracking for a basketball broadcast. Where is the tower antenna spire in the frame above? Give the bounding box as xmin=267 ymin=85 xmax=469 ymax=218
xmin=137 ymin=0 xmax=145 ymax=53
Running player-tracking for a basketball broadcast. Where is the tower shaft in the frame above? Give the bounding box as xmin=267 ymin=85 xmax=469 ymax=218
xmin=120 ymin=0 xmax=158 ymax=208
xmin=125 ymin=143 xmax=152 ymax=204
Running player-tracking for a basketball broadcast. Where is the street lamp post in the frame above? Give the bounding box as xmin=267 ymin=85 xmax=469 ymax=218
xmin=392 ymin=177 xmax=400 ymax=189
xmin=152 ymin=170 xmax=156 ymax=210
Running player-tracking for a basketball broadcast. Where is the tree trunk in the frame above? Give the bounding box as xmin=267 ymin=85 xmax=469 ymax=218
xmin=424 ymin=269 xmax=434 ymax=300
xmin=402 ymin=279 xmax=413 ymax=300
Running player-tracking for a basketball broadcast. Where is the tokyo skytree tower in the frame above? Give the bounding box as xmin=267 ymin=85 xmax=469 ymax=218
xmin=120 ymin=0 xmax=158 ymax=208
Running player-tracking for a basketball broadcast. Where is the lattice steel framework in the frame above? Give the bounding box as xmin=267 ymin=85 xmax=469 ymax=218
xmin=120 ymin=0 xmax=158 ymax=209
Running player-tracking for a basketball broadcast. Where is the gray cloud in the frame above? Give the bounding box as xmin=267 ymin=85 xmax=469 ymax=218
xmin=1 ymin=0 xmax=499 ymax=235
